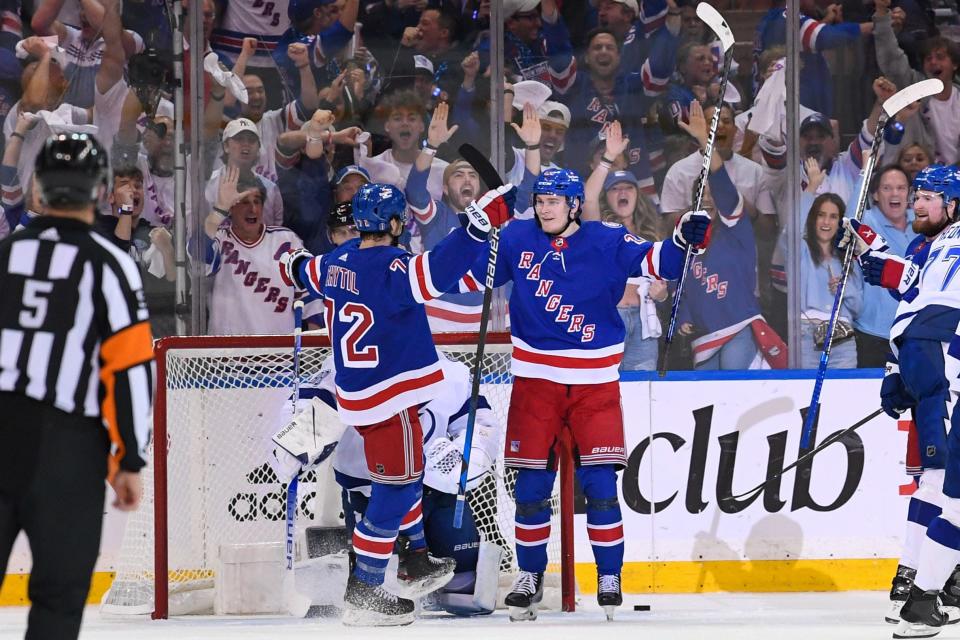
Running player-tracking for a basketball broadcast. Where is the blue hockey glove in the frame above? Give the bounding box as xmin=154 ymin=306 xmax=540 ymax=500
xmin=860 ymin=251 xmax=919 ymax=295
xmin=880 ymin=358 xmax=915 ymax=420
xmin=673 ymin=210 xmax=711 ymax=254
xmin=460 ymin=184 xmax=516 ymax=242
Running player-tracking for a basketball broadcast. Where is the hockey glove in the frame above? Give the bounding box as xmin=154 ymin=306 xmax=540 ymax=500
xmin=880 ymin=358 xmax=915 ymax=419
xmin=835 ymin=218 xmax=888 ymax=257
xmin=672 ymin=210 xmax=711 ymax=254
xmin=279 ymin=247 xmax=313 ymax=290
xmin=860 ymin=251 xmax=919 ymax=295
xmin=460 ymin=184 xmax=517 ymax=242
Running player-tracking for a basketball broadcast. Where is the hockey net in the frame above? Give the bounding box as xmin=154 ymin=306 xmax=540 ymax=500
xmin=101 ymin=333 xmax=575 ymax=618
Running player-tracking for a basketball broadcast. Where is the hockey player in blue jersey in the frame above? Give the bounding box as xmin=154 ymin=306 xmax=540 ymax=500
xmin=464 ymin=167 xmax=710 ymax=621
xmin=836 ymin=164 xmax=960 ymax=637
xmin=278 ymin=181 xmax=515 ymax=626
xmin=274 ymin=352 xmax=507 ymax=616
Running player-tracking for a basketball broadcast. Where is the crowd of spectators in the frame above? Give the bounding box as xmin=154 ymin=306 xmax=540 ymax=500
xmin=1 ymin=0 xmax=958 ymax=370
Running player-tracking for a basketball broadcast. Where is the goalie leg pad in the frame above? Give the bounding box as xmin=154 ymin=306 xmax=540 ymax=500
xmin=422 ymin=488 xmax=480 ymax=572
xmin=352 ymin=481 xmax=419 ymax=586
xmin=271 ymin=397 xmax=346 ymax=479
xmin=514 ymin=469 xmax=555 ymax=574
xmin=578 ymin=465 xmax=625 ymax=575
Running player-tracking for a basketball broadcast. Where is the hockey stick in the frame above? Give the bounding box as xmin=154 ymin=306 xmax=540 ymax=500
xmin=658 ymin=3 xmax=735 ymax=377
xmin=453 ymin=143 xmax=503 ymax=529
xmin=724 ymin=407 xmax=883 ymax=504
xmin=283 ymin=300 xmax=312 ymax=617
xmin=799 ymin=78 xmax=943 ymax=448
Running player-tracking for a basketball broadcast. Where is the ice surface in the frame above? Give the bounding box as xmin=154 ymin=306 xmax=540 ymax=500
xmin=0 ymin=591 xmax=910 ymax=640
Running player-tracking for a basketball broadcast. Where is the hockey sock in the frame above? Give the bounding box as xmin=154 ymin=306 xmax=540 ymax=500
xmin=578 ymin=465 xmax=624 ymax=575
xmin=902 ymin=496 xmax=943 ymax=569
xmin=514 ymin=468 xmax=556 ymax=574
xmin=398 ymin=492 xmax=426 ymax=552
xmin=915 ymin=516 xmax=960 ymax=592
xmin=352 ymin=481 xmax=420 ymax=585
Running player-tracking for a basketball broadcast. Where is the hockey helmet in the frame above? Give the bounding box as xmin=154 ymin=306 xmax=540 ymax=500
xmin=351 ymin=183 xmax=407 ymax=233
xmin=35 ymin=133 xmax=109 ymax=209
xmin=912 ymin=163 xmax=951 ymax=195
xmin=532 ymin=167 xmax=584 ymax=213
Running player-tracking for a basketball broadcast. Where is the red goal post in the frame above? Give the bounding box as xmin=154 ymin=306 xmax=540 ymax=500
xmin=138 ymin=332 xmax=577 ymax=619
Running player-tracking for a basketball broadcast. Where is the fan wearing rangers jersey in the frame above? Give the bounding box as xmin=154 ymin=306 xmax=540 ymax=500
xmin=202 ymin=166 xmax=323 ymax=334
xmin=276 ymin=352 xmax=505 ymax=616
xmin=465 ymin=167 xmax=709 ymax=621
xmin=838 ymin=165 xmax=960 ymax=636
xmin=278 ymin=181 xmax=515 ymax=626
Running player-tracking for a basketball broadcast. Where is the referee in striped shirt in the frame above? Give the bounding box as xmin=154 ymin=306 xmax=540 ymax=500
xmin=0 ymin=134 xmax=154 ymax=639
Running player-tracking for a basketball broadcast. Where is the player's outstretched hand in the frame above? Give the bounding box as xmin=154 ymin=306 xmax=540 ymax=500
xmin=460 ymin=184 xmax=517 ymax=242
xmin=860 ymin=251 xmax=919 ymax=294
xmin=112 ymin=470 xmax=142 ymax=512
xmin=835 ymin=218 xmax=887 ymax=256
xmin=279 ymin=247 xmax=314 ymax=290
xmin=673 ymin=210 xmax=711 ymax=254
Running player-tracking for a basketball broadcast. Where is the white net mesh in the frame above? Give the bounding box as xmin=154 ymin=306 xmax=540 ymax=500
xmin=102 ymin=335 xmax=563 ymax=615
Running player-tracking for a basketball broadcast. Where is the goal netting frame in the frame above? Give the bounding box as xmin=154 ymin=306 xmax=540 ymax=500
xmin=103 ymin=332 xmax=576 ymax=619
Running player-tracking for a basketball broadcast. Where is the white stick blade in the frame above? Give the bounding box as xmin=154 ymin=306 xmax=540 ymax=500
xmin=696 ymin=3 xmax=735 ymax=51
xmin=882 ymin=79 xmax=943 ymax=117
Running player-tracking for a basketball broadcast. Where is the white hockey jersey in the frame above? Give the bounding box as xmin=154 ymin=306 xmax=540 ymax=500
xmin=890 ymin=221 xmax=960 ymax=347
xmin=300 ymin=353 xmax=502 ymax=496
xmin=205 ymin=224 xmax=323 ymax=334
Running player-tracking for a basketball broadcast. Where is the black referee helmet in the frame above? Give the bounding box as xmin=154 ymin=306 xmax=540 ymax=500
xmin=35 ymin=133 xmax=109 ymax=209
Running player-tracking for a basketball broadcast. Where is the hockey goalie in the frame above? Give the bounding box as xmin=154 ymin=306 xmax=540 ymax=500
xmin=271 ymin=349 xmax=506 ymax=618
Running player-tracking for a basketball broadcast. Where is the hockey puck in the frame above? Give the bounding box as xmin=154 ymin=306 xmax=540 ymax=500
xmin=633 ymin=605 xmax=651 ymax=611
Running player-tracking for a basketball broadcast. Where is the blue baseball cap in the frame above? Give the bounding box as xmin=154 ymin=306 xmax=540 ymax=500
xmin=334 ymin=165 xmax=371 ymax=185
xmin=288 ymin=0 xmax=335 ymax=23
xmin=800 ymin=112 xmax=832 ymax=136
xmin=603 ymin=170 xmax=638 ymax=191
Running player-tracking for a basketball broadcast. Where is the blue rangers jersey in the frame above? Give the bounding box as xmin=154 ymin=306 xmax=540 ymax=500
xmin=297 ymin=353 xmax=501 ymax=496
xmin=469 ymin=219 xmax=684 ymax=383
xmin=295 ymin=227 xmax=485 ymax=425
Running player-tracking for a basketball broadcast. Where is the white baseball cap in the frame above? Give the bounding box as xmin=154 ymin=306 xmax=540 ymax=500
xmin=610 ymin=0 xmax=639 ymax=14
xmin=504 ymin=0 xmax=540 ymax=19
xmin=537 ymin=101 xmax=571 ymax=128
xmin=223 ymin=118 xmax=260 ymax=141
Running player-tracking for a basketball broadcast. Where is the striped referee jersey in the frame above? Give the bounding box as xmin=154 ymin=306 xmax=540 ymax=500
xmin=0 ymin=216 xmax=154 ymax=476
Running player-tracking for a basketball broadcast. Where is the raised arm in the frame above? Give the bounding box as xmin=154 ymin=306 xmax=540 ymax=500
xmin=30 ymin=0 xmax=68 ymax=40
xmin=96 ymin=0 xmax=124 ymax=94
xmin=583 ymin=121 xmax=629 ymax=221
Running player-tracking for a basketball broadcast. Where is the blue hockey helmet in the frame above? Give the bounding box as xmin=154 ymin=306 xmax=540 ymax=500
xmin=912 ymin=163 xmax=951 ymax=195
xmin=351 ymin=183 xmax=407 ymax=233
xmin=532 ymin=167 xmax=584 ymax=212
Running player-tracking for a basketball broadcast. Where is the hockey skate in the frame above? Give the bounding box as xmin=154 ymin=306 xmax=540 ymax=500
xmin=598 ymin=574 xmax=623 ymax=621
xmin=505 ymin=571 xmax=544 ymax=621
xmin=395 ymin=545 xmax=456 ymax=598
xmin=934 ymin=586 xmax=960 ymax=624
xmin=894 ymin=585 xmax=948 ymax=639
xmin=888 ymin=565 xmax=917 ymax=624
xmin=342 ymin=574 xmax=415 ymax=627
